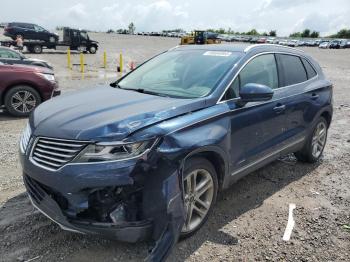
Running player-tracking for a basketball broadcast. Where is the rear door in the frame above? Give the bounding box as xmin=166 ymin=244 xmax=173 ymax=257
xmin=222 ymin=53 xmax=290 ymax=177
xmin=19 ymin=24 xmax=35 ymax=40
xmin=275 ymin=54 xmax=319 ymax=145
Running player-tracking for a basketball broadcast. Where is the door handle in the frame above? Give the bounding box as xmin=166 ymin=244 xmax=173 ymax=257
xmin=311 ymin=93 xmax=319 ymax=100
xmin=273 ymin=104 xmax=286 ymax=113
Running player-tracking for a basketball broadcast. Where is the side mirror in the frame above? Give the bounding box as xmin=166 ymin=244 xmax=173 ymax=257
xmin=239 ymin=83 xmax=274 ymax=103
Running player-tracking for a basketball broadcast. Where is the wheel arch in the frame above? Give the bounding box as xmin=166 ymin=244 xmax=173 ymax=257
xmin=182 ymin=146 xmax=229 ymax=190
xmin=320 ymin=110 xmax=332 ymax=127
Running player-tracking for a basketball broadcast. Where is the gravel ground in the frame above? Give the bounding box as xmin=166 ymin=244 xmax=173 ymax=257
xmin=0 ymin=33 xmax=349 ymax=262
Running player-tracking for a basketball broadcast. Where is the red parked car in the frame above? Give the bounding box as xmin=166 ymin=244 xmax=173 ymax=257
xmin=257 ymin=37 xmax=267 ymax=44
xmin=0 ymin=62 xmax=60 ymax=116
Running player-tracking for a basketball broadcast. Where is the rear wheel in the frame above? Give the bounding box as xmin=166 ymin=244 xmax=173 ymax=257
xmin=4 ymin=85 xmax=41 ymax=117
xmin=180 ymin=157 xmax=218 ymax=239
xmin=32 ymin=45 xmax=43 ymax=54
xmin=295 ymin=117 xmax=328 ymax=163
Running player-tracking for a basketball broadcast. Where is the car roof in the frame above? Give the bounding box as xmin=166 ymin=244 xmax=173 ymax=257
xmin=172 ymin=44 xmax=305 ymax=56
xmin=9 ymin=22 xmax=35 ymax=25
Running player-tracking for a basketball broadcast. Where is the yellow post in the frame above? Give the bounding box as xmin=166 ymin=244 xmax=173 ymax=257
xmin=119 ymin=52 xmax=123 ymax=73
xmin=80 ymin=53 xmax=85 ymax=73
xmin=103 ymin=51 xmax=107 ymax=68
xmin=67 ymin=48 xmax=71 ymax=69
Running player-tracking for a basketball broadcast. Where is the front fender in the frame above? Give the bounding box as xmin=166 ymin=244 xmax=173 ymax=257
xmin=143 ymin=161 xmax=185 ymax=262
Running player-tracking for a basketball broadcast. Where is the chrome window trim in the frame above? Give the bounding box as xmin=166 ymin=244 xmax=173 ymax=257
xmin=217 ymin=51 xmax=319 ymax=104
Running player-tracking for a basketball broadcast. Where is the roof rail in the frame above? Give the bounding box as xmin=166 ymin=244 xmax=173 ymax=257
xmin=244 ymin=44 xmax=304 ymax=53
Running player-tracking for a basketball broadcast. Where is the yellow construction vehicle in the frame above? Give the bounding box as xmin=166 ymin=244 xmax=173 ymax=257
xmin=180 ymin=30 xmax=221 ymax=45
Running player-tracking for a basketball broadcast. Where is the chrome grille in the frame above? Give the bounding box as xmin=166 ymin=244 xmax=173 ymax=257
xmin=31 ymin=137 xmax=87 ymax=170
xmin=20 ymin=123 xmax=32 ymax=153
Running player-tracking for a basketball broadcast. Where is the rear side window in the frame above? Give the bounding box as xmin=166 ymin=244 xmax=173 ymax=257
xmin=277 ymin=54 xmax=307 ymax=86
xmin=301 ymin=58 xmax=317 ymax=79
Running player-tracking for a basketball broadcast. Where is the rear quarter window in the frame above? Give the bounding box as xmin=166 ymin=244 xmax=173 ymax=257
xmin=276 ymin=54 xmax=307 ymax=86
xmin=301 ymin=58 xmax=317 ymax=79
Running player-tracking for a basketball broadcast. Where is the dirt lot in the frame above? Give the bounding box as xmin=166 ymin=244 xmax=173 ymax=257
xmin=0 ymin=33 xmax=349 ymax=262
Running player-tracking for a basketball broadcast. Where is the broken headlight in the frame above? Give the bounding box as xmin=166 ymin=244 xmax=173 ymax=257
xmin=73 ymin=139 xmax=157 ymax=163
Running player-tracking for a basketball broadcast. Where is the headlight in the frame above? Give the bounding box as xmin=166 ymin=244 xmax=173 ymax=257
xmin=20 ymin=122 xmax=32 ymax=154
xmin=37 ymin=73 xmax=55 ymax=82
xmin=73 ymin=139 xmax=157 ymax=163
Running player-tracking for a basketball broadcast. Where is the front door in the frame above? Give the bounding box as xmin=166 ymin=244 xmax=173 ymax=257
xmin=222 ymin=53 xmax=289 ymax=177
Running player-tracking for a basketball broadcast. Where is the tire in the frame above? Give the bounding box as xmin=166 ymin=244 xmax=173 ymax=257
xmin=295 ymin=117 xmax=328 ymax=163
xmin=32 ymin=45 xmax=43 ymax=54
xmin=180 ymin=157 xmax=218 ymax=239
xmin=89 ymin=45 xmax=97 ymax=54
xmin=4 ymin=85 xmax=41 ymax=117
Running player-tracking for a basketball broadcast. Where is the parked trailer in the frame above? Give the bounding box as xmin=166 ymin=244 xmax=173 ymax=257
xmin=0 ymin=28 xmax=98 ymax=54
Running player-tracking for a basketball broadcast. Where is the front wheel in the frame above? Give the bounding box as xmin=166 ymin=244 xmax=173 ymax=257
xmin=180 ymin=157 xmax=218 ymax=239
xmin=295 ymin=117 xmax=328 ymax=163
xmin=89 ymin=45 xmax=97 ymax=54
xmin=4 ymin=85 xmax=41 ymax=117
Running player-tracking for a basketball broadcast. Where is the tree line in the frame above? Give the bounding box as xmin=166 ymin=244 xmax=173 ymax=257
xmin=56 ymin=23 xmax=350 ymax=39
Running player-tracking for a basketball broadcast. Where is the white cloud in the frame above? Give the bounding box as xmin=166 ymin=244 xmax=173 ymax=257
xmin=68 ymin=3 xmax=88 ymax=21
xmin=293 ymin=11 xmax=350 ymax=36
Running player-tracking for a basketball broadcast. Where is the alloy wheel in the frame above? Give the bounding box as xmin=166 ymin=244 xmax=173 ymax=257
xmin=311 ymin=122 xmax=327 ymax=158
xmin=182 ymin=169 xmax=214 ymax=233
xmin=11 ymin=91 xmax=37 ymax=114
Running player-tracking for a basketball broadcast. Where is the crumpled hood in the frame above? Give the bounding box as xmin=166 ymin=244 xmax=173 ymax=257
xmin=31 ymin=86 xmax=206 ymax=141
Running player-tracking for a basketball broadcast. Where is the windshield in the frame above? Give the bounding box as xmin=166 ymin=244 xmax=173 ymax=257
xmin=117 ymin=49 xmax=242 ymax=98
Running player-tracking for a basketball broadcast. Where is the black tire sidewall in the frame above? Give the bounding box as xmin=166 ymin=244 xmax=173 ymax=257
xmin=4 ymin=86 xmax=41 ymax=117
xmin=180 ymin=157 xmax=218 ymax=239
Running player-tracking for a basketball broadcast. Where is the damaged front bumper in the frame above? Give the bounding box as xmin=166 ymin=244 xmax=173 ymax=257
xmin=24 ymin=174 xmax=153 ymax=242
xmin=21 ymin=153 xmax=185 ymax=261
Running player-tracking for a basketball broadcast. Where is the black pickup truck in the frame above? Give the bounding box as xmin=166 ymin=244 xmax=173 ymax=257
xmin=1 ymin=26 xmax=99 ymax=54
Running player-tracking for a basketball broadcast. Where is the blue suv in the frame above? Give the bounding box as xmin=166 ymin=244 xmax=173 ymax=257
xmin=19 ymin=44 xmax=332 ymax=260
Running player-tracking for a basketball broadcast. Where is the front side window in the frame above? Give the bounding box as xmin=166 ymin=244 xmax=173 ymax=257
xmin=118 ymin=50 xmax=242 ymax=99
xmin=80 ymin=32 xmax=88 ymax=39
xmin=34 ymin=25 xmax=46 ymax=32
xmin=240 ymin=54 xmax=278 ymax=89
xmin=222 ymin=54 xmax=278 ymax=101
xmin=277 ymin=54 xmax=307 ymax=86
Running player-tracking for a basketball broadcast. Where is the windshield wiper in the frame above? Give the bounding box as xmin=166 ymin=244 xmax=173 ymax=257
xmin=126 ymin=88 xmax=170 ymax=97
xmin=111 ymin=83 xmax=170 ymax=97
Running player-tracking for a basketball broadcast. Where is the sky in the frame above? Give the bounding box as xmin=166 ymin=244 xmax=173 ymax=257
xmin=1 ymin=0 xmax=349 ymax=36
